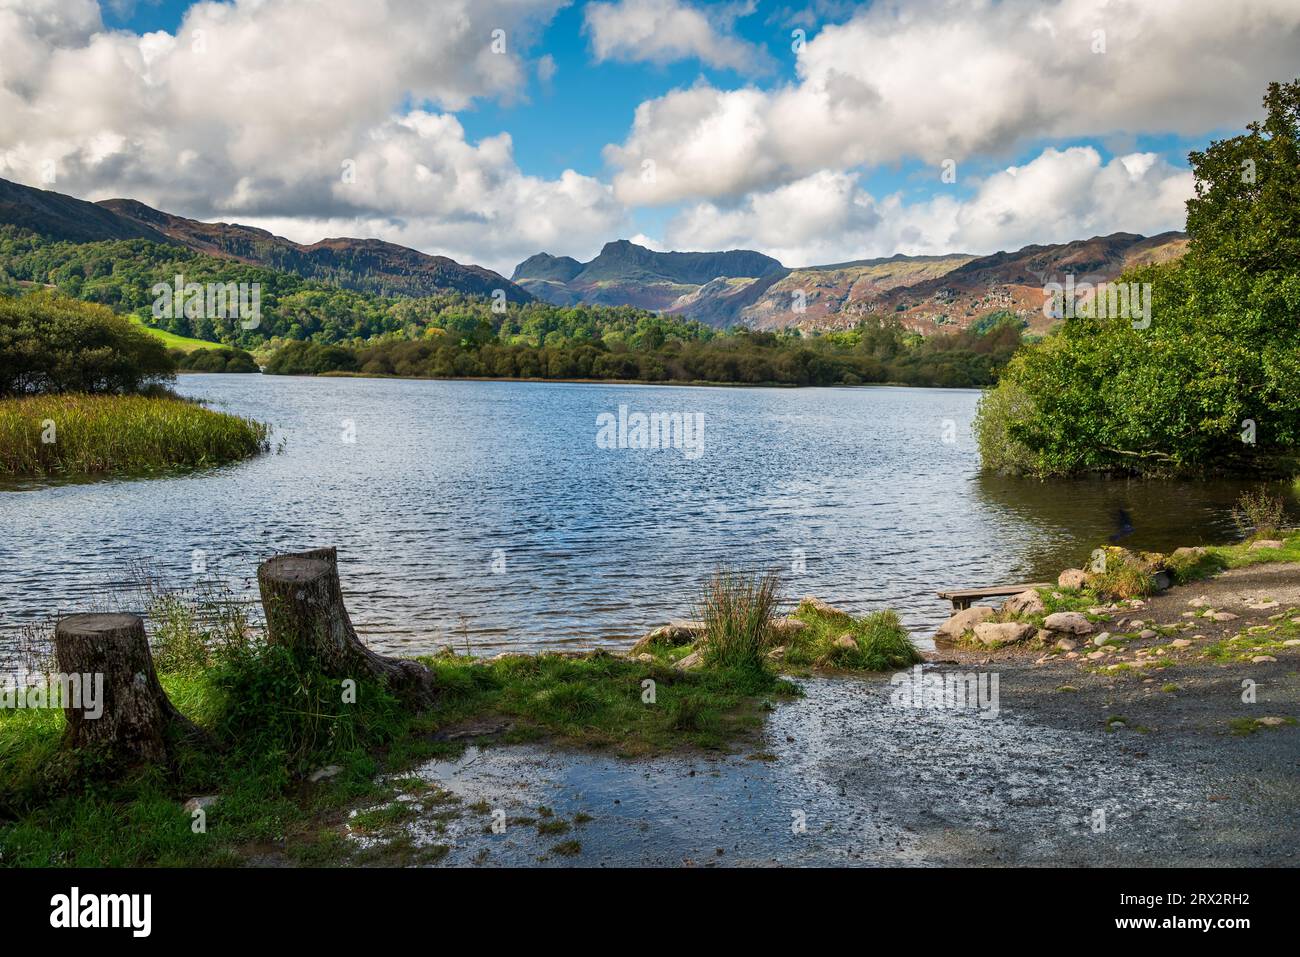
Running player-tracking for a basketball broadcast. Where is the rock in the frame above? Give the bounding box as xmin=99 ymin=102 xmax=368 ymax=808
xmin=634 ymin=653 xmax=654 ymax=663
xmin=1043 ymin=611 xmax=1093 ymax=636
xmin=1246 ymin=600 xmax=1281 ymax=610
xmin=1189 ymin=596 xmax=1210 ymax=607
xmin=631 ymin=620 xmax=705 ymax=654
xmin=1210 ymin=611 xmax=1239 ymax=622
xmin=766 ymin=645 xmax=787 ymax=661
xmin=1251 ymin=655 xmax=1278 ymax=663
xmin=1130 ymin=619 xmax=1146 ymax=629
xmin=308 ymin=765 xmax=342 ymax=783
xmin=1086 ymin=650 xmax=1105 ymax=660
xmin=1035 ymin=629 xmax=1053 ymax=643
xmin=1151 ymin=571 xmax=1173 ymax=592
xmin=797 ymin=596 xmax=852 ymax=619
xmin=1169 ymin=638 xmax=1192 ymax=648
xmin=769 ymin=616 xmax=809 ymax=640
xmin=1057 ymin=568 xmax=1088 ymax=590
xmin=833 ymin=633 xmax=858 ymax=650
xmin=1003 ymin=589 xmax=1046 ymax=617
xmin=1088 ymin=607 xmax=1111 ymax=615
xmin=1249 ymin=539 xmax=1284 ymax=550
xmin=1092 ymin=632 xmax=1112 ymax=646
xmin=1283 ymin=639 xmax=1300 ymax=647
xmin=1257 ymin=717 xmax=1287 ymax=727
xmin=934 ymin=605 xmax=995 ymax=641
xmin=1171 ymin=546 xmax=1207 ymax=559
xmin=1139 ymin=629 xmax=1157 ymax=640
xmin=675 ymin=651 xmax=704 ymax=671
xmin=972 ymin=621 xmax=1036 ymax=647
xmin=183 ymin=795 xmax=220 ymax=813
xmin=1055 ymin=638 xmax=1078 ymax=652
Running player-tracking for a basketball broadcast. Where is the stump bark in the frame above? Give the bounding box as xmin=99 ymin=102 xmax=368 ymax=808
xmin=256 ymin=547 xmax=436 ymax=706
xmin=54 ymin=612 xmax=203 ymax=764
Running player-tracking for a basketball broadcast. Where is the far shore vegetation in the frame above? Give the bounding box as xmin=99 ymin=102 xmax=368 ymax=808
xmin=0 ymin=292 xmax=268 ymax=476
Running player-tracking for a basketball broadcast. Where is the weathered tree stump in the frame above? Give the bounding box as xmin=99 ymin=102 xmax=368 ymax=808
xmin=54 ymin=612 xmax=203 ymax=764
xmin=256 ymin=547 xmax=436 ymax=706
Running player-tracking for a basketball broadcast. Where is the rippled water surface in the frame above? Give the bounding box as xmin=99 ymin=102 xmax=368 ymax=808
xmin=0 ymin=374 xmax=1287 ymax=656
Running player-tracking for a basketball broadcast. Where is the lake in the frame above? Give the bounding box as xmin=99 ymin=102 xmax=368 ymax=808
xmin=0 ymin=374 xmax=1287 ymax=657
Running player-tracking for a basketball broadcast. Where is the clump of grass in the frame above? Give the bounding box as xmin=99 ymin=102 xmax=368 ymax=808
xmin=1231 ymin=488 xmax=1286 ymax=541
xmin=783 ymin=602 xmax=922 ymax=671
xmin=697 ymin=569 xmax=779 ymax=674
xmin=0 ymin=393 xmax=269 ymax=476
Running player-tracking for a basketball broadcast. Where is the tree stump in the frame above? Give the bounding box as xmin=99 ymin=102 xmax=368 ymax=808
xmin=256 ymin=547 xmax=436 ymax=706
xmin=54 ymin=613 xmax=203 ymax=764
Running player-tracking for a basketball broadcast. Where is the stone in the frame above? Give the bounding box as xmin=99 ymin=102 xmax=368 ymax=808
xmin=1210 ymin=611 xmax=1239 ymax=622
xmin=1249 ymin=539 xmax=1284 ymax=550
xmin=183 ymin=795 xmax=220 ymax=813
xmin=308 ymin=765 xmax=342 ymax=783
xmin=833 ymin=633 xmax=858 ymax=650
xmin=1171 ymin=546 xmax=1207 ymax=559
xmin=1129 ymin=619 xmax=1146 ymax=629
xmin=1247 ymin=600 xmax=1281 ymax=610
xmin=769 ymin=616 xmax=810 ymax=640
xmin=1257 ymin=717 xmax=1287 ymax=727
xmin=972 ymin=621 xmax=1036 ymax=647
xmin=1139 ymin=629 xmax=1157 ymax=640
xmin=1003 ymin=589 xmax=1046 ymax=617
xmin=1057 ymin=568 xmax=1088 ymax=590
xmin=634 ymin=653 xmax=654 ymax=663
xmin=1092 ymin=632 xmax=1112 ymax=646
xmin=1086 ymin=650 xmax=1105 ymax=660
xmin=1283 ymin=639 xmax=1300 ymax=647
xmin=797 ymin=596 xmax=852 ymax=619
xmin=1055 ymin=638 xmax=1078 ymax=652
xmin=1043 ymin=611 xmax=1093 ymax=636
xmin=935 ymin=605 xmax=995 ymax=641
xmin=631 ymin=620 xmax=705 ymax=654
xmin=1251 ymin=655 xmax=1278 ymax=663
xmin=1169 ymin=638 xmax=1192 ymax=648
xmin=675 ymin=651 xmax=704 ymax=671
xmin=1188 ymin=596 xmax=1210 ymax=607
xmin=766 ymin=645 xmax=787 ymax=661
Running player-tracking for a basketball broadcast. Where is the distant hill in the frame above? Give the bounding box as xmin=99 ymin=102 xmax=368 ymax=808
xmin=0 ymin=177 xmax=530 ymax=302
xmin=514 ymin=233 xmax=1188 ymax=331
xmin=513 ymin=240 xmax=785 ymax=313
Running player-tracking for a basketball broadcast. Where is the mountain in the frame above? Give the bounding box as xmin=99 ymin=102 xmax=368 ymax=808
xmin=513 ymin=233 xmax=1188 ymax=331
xmin=513 ymin=240 xmax=785 ymax=313
xmin=0 ymin=177 xmax=530 ymax=302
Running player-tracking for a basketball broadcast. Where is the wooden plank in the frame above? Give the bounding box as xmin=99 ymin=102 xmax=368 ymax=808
xmin=936 ymin=583 xmax=1052 ymax=611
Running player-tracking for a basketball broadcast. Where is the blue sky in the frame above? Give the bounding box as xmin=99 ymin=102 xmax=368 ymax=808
xmin=6 ymin=0 xmax=1293 ymax=272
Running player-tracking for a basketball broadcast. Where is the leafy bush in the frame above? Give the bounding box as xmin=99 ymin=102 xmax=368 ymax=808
xmin=0 ymin=291 xmax=174 ymax=396
xmin=977 ymin=79 xmax=1300 ymax=477
xmin=170 ymin=347 xmax=258 ymax=373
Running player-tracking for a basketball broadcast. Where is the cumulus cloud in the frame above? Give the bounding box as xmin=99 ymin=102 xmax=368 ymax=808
xmin=664 ymin=147 xmax=1194 ymax=267
xmin=0 ymin=0 xmax=625 ymax=274
xmin=584 ymin=0 xmax=768 ymax=71
xmin=606 ymin=0 xmax=1300 ymax=205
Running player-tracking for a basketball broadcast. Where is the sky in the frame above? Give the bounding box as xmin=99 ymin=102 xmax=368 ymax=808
xmin=1 ymin=0 xmax=1298 ymax=276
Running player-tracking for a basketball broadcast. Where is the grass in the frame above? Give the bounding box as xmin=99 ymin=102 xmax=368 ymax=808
xmin=0 ymin=392 xmax=269 ymax=476
xmin=0 ymin=578 xmax=799 ymax=866
xmin=782 ymin=601 xmax=922 ymax=671
xmin=129 ymin=316 xmax=224 ymax=353
xmin=697 ymin=569 xmax=779 ymax=673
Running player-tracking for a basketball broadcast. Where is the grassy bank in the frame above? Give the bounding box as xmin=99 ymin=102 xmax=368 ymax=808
xmin=0 ymin=393 xmax=269 ymax=476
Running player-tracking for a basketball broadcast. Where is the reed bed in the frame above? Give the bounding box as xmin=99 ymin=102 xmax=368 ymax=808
xmin=0 ymin=393 xmax=269 ymax=476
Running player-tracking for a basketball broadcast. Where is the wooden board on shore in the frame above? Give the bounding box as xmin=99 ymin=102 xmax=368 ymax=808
xmin=937 ymin=583 xmax=1052 ymax=610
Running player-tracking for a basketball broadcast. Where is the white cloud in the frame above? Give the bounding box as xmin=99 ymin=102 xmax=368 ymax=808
xmin=584 ymin=0 xmax=768 ymax=71
xmin=0 ymin=0 xmax=626 ymax=274
xmin=664 ymin=147 xmax=1194 ymax=267
xmin=606 ymin=0 xmax=1300 ymax=205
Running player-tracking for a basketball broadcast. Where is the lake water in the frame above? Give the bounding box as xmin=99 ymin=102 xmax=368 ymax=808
xmin=0 ymin=374 xmax=1288 ymax=657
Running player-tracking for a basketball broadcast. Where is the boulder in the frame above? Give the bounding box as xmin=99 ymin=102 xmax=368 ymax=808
xmin=972 ymin=621 xmax=1036 ymax=647
xmin=1003 ymin=589 xmax=1046 ymax=617
xmin=1057 ymin=568 xmax=1088 ymax=590
xmin=797 ymin=596 xmax=852 ymax=620
xmin=1043 ymin=611 xmax=1093 ymax=636
xmin=934 ymin=605 xmax=995 ymax=641
xmin=674 ymin=651 xmax=704 ymax=671
xmin=630 ymin=620 xmax=705 ymax=654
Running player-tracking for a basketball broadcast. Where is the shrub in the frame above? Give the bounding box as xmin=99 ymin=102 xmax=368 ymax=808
xmin=1231 ymin=488 xmax=1286 ymax=540
xmin=0 ymin=291 xmax=175 ymax=396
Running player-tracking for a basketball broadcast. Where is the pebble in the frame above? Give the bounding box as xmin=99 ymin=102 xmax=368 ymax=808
xmin=1251 ymin=655 xmax=1278 ymax=663
xmin=1170 ymin=638 xmax=1192 ymax=648
xmin=1210 ymin=612 xmax=1239 ymax=621
xmin=1139 ymin=629 xmax=1157 ymax=639
xmin=1092 ymin=632 xmax=1112 ymax=647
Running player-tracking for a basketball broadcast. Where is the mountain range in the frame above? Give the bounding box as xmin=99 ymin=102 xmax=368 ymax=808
xmin=1 ymin=176 xmax=1187 ymax=333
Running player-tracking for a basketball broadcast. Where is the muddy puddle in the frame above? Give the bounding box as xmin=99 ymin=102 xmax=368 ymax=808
xmin=346 ymin=671 xmax=1245 ymax=866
